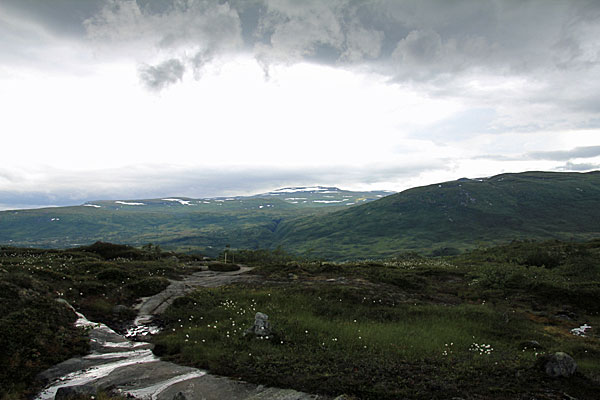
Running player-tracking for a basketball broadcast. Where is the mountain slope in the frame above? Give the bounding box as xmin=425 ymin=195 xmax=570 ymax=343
xmin=273 ymin=171 xmax=600 ymax=259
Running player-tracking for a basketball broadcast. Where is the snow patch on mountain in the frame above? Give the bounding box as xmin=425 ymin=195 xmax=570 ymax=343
xmin=162 ymin=198 xmax=192 ymax=206
xmin=115 ymin=201 xmax=145 ymax=206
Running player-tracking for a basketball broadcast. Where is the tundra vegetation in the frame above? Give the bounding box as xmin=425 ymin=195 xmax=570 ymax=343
xmin=1 ymin=240 xmax=599 ymax=399
xmin=0 ymin=242 xmax=196 ymax=399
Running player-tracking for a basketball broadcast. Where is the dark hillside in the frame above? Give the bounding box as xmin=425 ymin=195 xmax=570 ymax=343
xmin=274 ymin=171 xmax=600 ymax=259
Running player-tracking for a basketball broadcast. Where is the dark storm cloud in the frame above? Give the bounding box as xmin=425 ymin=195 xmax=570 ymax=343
xmin=139 ymin=58 xmax=185 ymax=90
xmin=0 ymin=0 xmax=102 ymax=37
xmin=5 ymin=0 xmax=600 ymax=72
xmin=83 ymin=0 xmax=243 ymax=52
xmin=5 ymin=0 xmax=599 ymax=114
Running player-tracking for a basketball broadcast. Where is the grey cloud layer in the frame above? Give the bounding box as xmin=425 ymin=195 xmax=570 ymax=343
xmin=75 ymin=0 xmax=599 ymax=133
xmin=6 ymin=0 xmax=599 ymax=72
xmin=477 ymin=146 xmax=600 ymax=163
xmin=556 ymin=161 xmax=600 ymax=172
xmin=23 ymin=1 xmax=585 ymax=91
xmin=0 ymin=161 xmax=445 ymax=209
xmin=529 ymin=146 xmax=600 ymax=161
xmin=4 ymin=0 xmax=599 ymax=123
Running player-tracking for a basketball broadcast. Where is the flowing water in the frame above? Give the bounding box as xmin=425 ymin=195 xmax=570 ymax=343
xmin=35 ymin=267 xmax=322 ymax=400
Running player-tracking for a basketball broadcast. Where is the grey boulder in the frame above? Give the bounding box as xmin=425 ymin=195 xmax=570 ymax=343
xmin=245 ymin=312 xmax=272 ymax=338
xmin=543 ymin=352 xmax=577 ymax=378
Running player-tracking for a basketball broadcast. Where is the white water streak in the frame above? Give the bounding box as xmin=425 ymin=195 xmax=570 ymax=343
xmin=124 ymin=371 xmax=206 ymax=400
xmin=35 ymin=351 xmax=157 ymax=400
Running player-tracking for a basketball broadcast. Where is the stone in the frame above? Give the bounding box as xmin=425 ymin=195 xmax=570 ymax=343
xmin=542 ymin=352 xmax=577 ymax=378
xmin=519 ymin=340 xmax=544 ymax=350
xmin=55 ymin=385 xmax=97 ymax=399
xmin=244 ymin=312 xmax=272 ymax=338
xmin=172 ymin=391 xmax=187 ymax=400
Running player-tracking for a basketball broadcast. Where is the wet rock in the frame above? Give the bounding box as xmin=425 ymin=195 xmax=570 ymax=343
xmin=245 ymin=387 xmax=320 ymax=399
xmin=55 ymin=385 xmax=97 ymax=399
xmin=173 ymin=391 xmax=188 ymax=400
xmin=244 ymin=312 xmax=272 ymax=338
xmin=541 ymin=352 xmax=577 ymax=378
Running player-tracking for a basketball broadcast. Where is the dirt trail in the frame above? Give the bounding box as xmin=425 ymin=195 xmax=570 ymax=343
xmin=137 ymin=266 xmax=255 ymax=317
xmin=36 ymin=267 xmax=325 ymax=400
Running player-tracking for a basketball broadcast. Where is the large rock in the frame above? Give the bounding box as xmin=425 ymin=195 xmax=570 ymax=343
xmin=244 ymin=312 xmax=272 ymax=338
xmin=542 ymin=352 xmax=577 ymax=378
xmin=55 ymin=385 xmax=97 ymax=399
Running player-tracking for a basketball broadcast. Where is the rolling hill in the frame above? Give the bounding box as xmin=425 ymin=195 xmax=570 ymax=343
xmin=271 ymin=171 xmax=600 ymax=259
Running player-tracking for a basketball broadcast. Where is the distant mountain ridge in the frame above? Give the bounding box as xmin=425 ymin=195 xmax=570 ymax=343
xmin=1 ymin=172 xmax=599 ymax=260
xmin=81 ymin=186 xmax=395 ymax=211
xmin=0 ymin=186 xmax=394 ymax=253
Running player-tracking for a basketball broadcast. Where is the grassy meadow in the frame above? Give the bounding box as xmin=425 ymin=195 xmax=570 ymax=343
xmin=153 ymin=240 xmax=600 ymax=399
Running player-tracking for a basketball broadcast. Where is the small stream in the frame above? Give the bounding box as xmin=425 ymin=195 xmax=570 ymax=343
xmin=35 ymin=268 xmax=321 ymax=400
xmin=35 ymin=308 xmax=195 ymax=400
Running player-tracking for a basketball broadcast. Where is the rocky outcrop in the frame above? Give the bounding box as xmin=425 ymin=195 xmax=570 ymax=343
xmin=542 ymin=352 xmax=577 ymax=378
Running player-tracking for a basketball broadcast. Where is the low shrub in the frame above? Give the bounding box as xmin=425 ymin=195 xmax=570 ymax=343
xmin=78 ymin=241 xmax=145 ymax=260
xmin=97 ymin=268 xmax=133 ymax=282
xmin=207 ymin=262 xmax=241 ymax=272
xmin=124 ymin=277 xmax=170 ymax=298
xmin=523 ymin=250 xmax=560 ymax=268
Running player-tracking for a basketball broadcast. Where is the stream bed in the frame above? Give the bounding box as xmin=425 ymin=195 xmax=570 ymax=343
xmin=35 ymin=268 xmax=322 ymax=400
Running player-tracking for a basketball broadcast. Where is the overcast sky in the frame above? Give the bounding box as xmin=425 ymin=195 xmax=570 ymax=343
xmin=1 ymin=0 xmax=599 ymax=209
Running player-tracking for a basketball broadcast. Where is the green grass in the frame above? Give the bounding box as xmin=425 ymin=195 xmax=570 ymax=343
xmin=153 ymin=283 xmax=599 ymax=399
xmin=2 ymin=239 xmax=599 ymax=399
xmin=153 ymin=241 xmax=600 ymax=399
